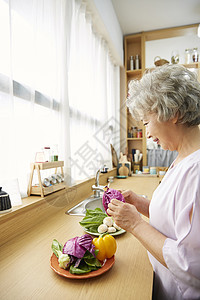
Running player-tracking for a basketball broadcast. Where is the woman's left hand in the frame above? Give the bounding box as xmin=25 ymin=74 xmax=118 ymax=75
xmin=107 ymin=199 xmax=142 ymax=233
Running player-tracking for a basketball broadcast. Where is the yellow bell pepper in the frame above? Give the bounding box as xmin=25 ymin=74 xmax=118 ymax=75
xmin=92 ymin=234 xmax=117 ymax=261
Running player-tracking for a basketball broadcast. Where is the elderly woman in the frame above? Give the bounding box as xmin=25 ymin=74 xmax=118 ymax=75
xmin=107 ymin=64 xmax=200 ymax=300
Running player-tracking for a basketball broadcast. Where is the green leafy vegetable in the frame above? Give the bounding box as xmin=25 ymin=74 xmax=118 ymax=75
xmin=69 ymin=251 xmax=102 ymax=274
xmin=79 ymin=208 xmax=107 ymax=233
xmin=51 ymin=239 xmax=70 ymax=269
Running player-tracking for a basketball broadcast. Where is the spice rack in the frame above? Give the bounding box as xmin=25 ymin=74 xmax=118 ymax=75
xmin=27 ymin=161 xmax=65 ymax=197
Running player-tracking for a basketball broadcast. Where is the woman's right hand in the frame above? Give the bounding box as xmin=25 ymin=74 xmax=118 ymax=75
xmin=121 ymin=189 xmax=150 ymax=217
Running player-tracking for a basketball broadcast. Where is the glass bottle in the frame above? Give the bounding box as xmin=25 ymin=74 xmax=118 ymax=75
xmin=50 ymin=145 xmax=59 ymax=162
xmin=43 ymin=146 xmax=51 ymax=162
xmin=192 ymin=48 xmax=199 ymax=62
xmin=171 ymin=50 xmax=179 ymax=64
xmin=185 ymin=49 xmax=191 ymax=64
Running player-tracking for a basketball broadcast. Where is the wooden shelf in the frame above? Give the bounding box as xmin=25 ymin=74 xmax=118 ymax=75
xmin=127 ymin=138 xmax=143 ymax=141
xmin=146 ymin=63 xmax=199 ymax=72
xmin=182 ymin=62 xmax=199 ymax=69
xmin=27 ymin=161 xmax=65 ymax=197
xmin=126 ymin=69 xmax=142 ymax=75
xmin=31 ymin=182 xmax=66 ymax=196
xmin=33 ymin=161 xmax=64 ymax=170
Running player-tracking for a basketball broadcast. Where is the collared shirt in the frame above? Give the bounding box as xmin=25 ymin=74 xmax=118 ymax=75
xmin=149 ymin=149 xmax=200 ymax=300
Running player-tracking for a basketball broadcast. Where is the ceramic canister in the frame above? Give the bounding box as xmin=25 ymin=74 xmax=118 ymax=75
xmin=0 ymin=187 xmax=12 ymax=213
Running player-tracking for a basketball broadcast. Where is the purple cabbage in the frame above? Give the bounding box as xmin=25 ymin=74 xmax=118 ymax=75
xmin=102 ymin=187 xmax=125 ymax=213
xmin=62 ymin=234 xmax=96 ymax=258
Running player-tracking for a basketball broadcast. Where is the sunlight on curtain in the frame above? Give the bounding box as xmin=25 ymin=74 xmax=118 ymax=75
xmin=0 ymin=0 xmax=72 ymax=197
xmin=68 ymin=0 xmax=120 ymax=182
xmin=0 ymin=0 xmax=120 ymax=197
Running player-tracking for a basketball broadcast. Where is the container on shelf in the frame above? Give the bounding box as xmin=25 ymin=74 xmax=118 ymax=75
xmin=150 ymin=167 xmax=157 ymax=175
xmin=43 ymin=147 xmax=51 ymax=162
xmin=42 ymin=177 xmax=51 ymax=187
xmin=192 ymin=48 xmax=199 ymax=62
xmin=137 ymin=129 xmax=142 ymax=138
xmin=185 ymin=49 xmax=192 ymax=64
xmin=128 ymin=127 xmax=132 ymax=138
xmin=135 ymin=55 xmax=139 ymax=69
xmin=51 ymin=145 xmax=59 ymax=162
xmin=130 ymin=56 xmax=134 ymax=70
xmin=171 ymin=50 xmax=179 ymax=64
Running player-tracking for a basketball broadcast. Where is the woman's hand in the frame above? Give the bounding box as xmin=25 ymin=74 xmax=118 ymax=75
xmin=107 ymin=199 xmax=142 ymax=233
xmin=120 ymin=189 xmax=150 ymax=217
xmin=121 ymin=189 xmax=140 ymax=206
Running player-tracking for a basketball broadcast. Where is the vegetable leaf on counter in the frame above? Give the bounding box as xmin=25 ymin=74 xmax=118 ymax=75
xmin=79 ymin=208 xmax=107 ymax=233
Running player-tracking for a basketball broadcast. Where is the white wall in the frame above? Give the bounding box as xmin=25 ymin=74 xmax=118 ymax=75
xmin=86 ymin=0 xmax=123 ymax=66
xmin=145 ymin=35 xmax=200 ymax=68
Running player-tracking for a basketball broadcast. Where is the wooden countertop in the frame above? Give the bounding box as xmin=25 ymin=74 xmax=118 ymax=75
xmin=0 ymin=176 xmax=160 ymax=300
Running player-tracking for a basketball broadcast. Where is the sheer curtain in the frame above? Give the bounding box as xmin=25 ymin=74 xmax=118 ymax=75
xmin=68 ymin=0 xmax=120 ymax=182
xmin=0 ymin=0 xmax=120 ymax=198
xmin=0 ymin=0 xmax=72 ymax=197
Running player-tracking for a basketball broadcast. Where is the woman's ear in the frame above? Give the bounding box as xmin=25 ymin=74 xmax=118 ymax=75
xmin=172 ymin=113 xmax=179 ymax=124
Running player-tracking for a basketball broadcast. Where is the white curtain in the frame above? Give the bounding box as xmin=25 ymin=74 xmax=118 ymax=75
xmin=147 ymin=149 xmax=178 ymax=167
xmin=0 ymin=0 xmax=72 ymax=197
xmin=68 ymin=0 xmax=120 ymax=182
xmin=0 ymin=0 xmax=120 ymax=198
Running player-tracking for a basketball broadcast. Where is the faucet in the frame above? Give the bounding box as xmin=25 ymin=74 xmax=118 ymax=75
xmin=95 ymin=169 xmax=100 ymax=186
xmin=92 ymin=169 xmax=105 ymax=197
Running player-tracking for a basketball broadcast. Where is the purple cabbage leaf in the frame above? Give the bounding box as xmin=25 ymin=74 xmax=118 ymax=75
xmin=102 ymin=187 xmax=125 ymax=212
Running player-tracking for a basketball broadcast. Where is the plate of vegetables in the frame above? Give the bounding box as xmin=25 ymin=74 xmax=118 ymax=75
xmin=50 ymin=234 xmax=116 ymax=279
xmin=79 ymin=187 xmax=126 ymax=236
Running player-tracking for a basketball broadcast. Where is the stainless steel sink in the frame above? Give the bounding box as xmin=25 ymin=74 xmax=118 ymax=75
xmin=66 ymin=193 xmax=147 ymax=216
xmin=66 ymin=194 xmax=105 ymax=216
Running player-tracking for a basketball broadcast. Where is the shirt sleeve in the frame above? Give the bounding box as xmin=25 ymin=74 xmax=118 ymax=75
xmin=162 ymin=163 xmax=200 ymax=290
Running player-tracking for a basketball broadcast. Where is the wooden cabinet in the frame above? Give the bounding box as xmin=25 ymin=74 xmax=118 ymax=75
xmin=124 ymin=33 xmax=147 ymax=167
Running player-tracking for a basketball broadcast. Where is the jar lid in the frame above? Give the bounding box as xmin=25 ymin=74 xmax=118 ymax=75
xmin=0 ymin=187 xmax=12 ymax=211
xmin=0 ymin=187 xmax=8 ymax=196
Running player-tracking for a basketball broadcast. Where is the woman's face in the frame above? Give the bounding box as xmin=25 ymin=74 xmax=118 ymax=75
xmin=143 ymin=114 xmax=178 ymax=151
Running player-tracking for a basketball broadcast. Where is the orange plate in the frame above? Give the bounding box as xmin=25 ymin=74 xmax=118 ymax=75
xmin=50 ymin=253 xmax=115 ymax=279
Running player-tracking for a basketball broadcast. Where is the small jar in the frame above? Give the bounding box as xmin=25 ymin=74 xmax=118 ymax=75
xmin=128 ymin=127 xmax=132 ymax=138
xmin=42 ymin=178 xmax=50 ymax=187
xmin=49 ymin=175 xmax=57 ymax=185
xmin=192 ymin=48 xmax=199 ymax=62
xmin=130 ymin=56 xmax=134 ymax=70
xmin=133 ymin=127 xmax=137 ymax=138
xmin=50 ymin=145 xmax=59 ymax=162
xmin=137 ymin=129 xmax=142 ymax=138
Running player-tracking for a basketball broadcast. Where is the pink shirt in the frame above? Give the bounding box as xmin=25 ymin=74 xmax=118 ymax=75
xmin=149 ymin=149 xmax=200 ymax=300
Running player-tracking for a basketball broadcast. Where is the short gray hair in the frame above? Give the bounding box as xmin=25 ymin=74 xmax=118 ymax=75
xmin=127 ymin=64 xmax=200 ymax=126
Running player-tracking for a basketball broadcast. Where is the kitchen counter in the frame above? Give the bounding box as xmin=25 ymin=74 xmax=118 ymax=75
xmin=0 ymin=176 xmax=160 ymax=300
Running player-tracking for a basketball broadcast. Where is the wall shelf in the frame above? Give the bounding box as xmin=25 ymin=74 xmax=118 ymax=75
xmin=127 ymin=138 xmax=143 ymax=141
xmin=27 ymin=161 xmax=65 ymax=197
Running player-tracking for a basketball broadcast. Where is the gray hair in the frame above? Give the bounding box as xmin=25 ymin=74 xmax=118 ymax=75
xmin=127 ymin=64 xmax=200 ymax=126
